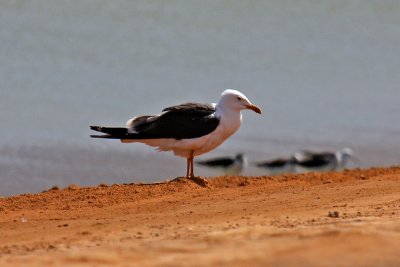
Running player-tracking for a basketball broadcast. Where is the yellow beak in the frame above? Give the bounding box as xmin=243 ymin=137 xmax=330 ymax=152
xmin=245 ymin=104 xmax=262 ymax=114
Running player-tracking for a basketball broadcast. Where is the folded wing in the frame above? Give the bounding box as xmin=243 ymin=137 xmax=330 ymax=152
xmin=90 ymin=102 xmax=220 ymax=140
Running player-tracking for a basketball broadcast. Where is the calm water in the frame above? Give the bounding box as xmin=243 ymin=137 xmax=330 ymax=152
xmin=1 ymin=1 xmax=399 ymax=195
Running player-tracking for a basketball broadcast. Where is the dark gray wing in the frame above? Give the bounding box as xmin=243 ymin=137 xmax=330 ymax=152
xmin=90 ymin=102 xmax=220 ymax=140
xmin=136 ymin=102 xmax=219 ymax=139
xmin=162 ymin=102 xmax=216 ymax=115
xmin=256 ymin=158 xmax=289 ymax=168
xmin=295 ymin=153 xmax=334 ymax=167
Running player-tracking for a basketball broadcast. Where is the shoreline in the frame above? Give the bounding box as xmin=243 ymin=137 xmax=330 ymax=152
xmin=1 ymin=167 xmax=400 ymax=266
xmin=2 ymin=141 xmax=400 ymax=197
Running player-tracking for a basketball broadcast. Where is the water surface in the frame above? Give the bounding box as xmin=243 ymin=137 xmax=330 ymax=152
xmin=1 ymin=1 xmax=399 ymax=195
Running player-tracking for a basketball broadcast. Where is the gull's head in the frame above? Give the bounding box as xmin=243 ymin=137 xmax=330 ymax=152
xmin=218 ymin=89 xmax=262 ymax=114
xmin=337 ymin=147 xmax=360 ymax=167
xmin=340 ymin=147 xmax=354 ymax=157
xmin=339 ymin=147 xmax=355 ymax=161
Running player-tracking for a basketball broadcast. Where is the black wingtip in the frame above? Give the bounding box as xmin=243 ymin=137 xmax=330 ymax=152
xmin=90 ymin=134 xmax=111 ymax=138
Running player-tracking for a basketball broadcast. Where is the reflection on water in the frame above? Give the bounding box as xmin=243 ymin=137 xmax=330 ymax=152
xmin=1 ymin=1 xmax=399 ymax=195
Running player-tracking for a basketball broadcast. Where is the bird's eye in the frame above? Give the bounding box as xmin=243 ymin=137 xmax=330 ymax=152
xmin=237 ymin=97 xmax=242 ymax=101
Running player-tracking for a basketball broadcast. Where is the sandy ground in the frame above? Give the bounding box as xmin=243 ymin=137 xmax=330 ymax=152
xmin=1 ymin=167 xmax=400 ymax=267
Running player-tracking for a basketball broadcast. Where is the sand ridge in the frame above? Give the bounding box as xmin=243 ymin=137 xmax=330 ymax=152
xmin=1 ymin=167 xmax=400 ymax=266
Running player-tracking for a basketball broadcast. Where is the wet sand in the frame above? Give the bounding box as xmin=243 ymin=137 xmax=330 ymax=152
xmin=1 ymin=167 xmax=400 ymax=266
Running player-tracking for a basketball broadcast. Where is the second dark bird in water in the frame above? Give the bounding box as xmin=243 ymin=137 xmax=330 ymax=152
xmin=196 ymin=153 xmax=247 ymax=175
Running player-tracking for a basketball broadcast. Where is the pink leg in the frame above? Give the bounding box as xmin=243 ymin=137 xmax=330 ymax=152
xmin=186 ymin=158 xmax=190 ymax=178
xmin=189 ymin=151 xmax=195 ymax=178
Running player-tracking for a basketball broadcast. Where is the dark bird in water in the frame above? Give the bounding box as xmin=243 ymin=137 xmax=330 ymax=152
xmin=90 ymin=89 xmax=261 ymax=179
xmin=293 ymin=148 xmax=355 ymax=172
xmin=255 ymin=157 xmax=295 ymax=175
xmin=196 ymin=153 xmax=247 ymax=175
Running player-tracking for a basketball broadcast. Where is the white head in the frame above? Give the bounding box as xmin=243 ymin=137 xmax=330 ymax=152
xmin=235 ymin=153 xmax=248 ymax=166
xmin=339 ymin=148 xmax=354 ymax=158
xmin=336 ymin=147 xmax=356 ymax=168
xmin=217 ymin=89 xmax=262 ymax=114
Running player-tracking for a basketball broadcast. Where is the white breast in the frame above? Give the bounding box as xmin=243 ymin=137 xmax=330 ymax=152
xmin=190 ymin=107 xmax=242 ymax=156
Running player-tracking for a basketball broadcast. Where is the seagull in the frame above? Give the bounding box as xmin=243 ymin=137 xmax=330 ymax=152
xmin=196 ymin=153 xmax=247 ymax=175
xmin=293 ymin=148 xmax=355 ymax=173
xmin=90 ymin=89 xmax=261 ymax=179
xmin=254 ymin=157 xmax=296 ymax=175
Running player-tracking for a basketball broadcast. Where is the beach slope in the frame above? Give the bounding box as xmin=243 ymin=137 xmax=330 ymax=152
xmin=1 ymin=167 xmax=400 ymax=266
